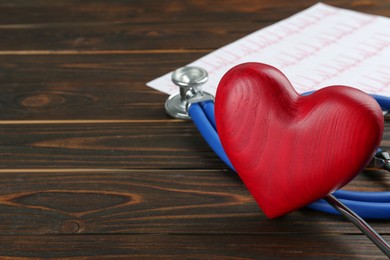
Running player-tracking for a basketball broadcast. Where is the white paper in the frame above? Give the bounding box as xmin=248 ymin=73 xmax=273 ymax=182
xmin=146 ymin=3 xmax=390 ymax=96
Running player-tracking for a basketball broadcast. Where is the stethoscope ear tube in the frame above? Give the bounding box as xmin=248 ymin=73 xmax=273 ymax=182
xmin=308 ymin=198 xmax=390 ymax=219
xmin=371 ymin=94 xmax=390 ymax=110
xmin=188 ymin=103 xmax=234 ymax=170
xmin=188 ymin=100 xmax=390 ymax=220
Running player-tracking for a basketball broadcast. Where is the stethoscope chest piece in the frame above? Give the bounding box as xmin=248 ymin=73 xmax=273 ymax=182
xmin=165 ymin=66 xmax=213 ymax=120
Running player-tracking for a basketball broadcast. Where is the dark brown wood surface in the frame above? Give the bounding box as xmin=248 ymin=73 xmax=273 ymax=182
xmin=0 ymin=0 xmax=389 ymax=259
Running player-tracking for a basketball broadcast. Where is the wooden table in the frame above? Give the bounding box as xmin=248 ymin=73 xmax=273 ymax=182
xmin=0 ymin=0 xmax=389 ymax=258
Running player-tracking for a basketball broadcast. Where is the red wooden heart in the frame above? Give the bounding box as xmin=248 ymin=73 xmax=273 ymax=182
xmin=215 ymin=62 xmax=384 ymax=219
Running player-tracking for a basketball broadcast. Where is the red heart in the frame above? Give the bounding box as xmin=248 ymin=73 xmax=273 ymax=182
xmin=215 ymin=62 xmax=384 ymax=219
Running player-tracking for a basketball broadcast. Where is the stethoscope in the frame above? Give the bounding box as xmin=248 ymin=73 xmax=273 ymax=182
xmin=164 ymin=66 xmax=390 ymax=256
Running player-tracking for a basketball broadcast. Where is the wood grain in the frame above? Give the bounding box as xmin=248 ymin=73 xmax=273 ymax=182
xmin=0 ymin=234 xmax=388 ymax=259
xmin=0 ymin=0 xmax=387 ymax=52
xmin=0 ymin=169 xmax=387 ymax=235
xmin=0 ymin=53 xmax=202 ymax=84
xmin=0 ymin=122 xmax=228 ymax=169
xmin=0 ymin=122 xmax=390 ymax=170
xmin=0 ymin=81 xmax=168 ymax=120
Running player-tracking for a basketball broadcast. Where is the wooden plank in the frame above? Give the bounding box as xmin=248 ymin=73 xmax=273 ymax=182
xmin=0 ymin=53 xmax=194 ymax=120
xmin=0 ymin=53 xmax=202 ymax=84
xmin=0 ymin=0 xmax=296 ymax=51
xmin=2 ymin=57 xmax=390 ymax=121
xmin=0 ymin=169 xmax=387 ymax=235
xmin=0 ymin=81 xmax=168 ymax=120
xmin=0 ymin=23 xmax=258 ymax=52
xmin=0 ymin=1 xmax=387 ymax=51
xmin=0 ymin=0 xmax=386 ymax=25
xmin=1 ymin=122 xmax=390 ymax=169
xmin=0 ymin=122 xmax=226 ymax=169
xmin=0 ymin=234 xmax=388 ymax=259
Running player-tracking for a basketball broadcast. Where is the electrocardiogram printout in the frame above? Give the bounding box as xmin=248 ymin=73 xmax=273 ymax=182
xmin=147 ymin=3 xmax=390 ymax=96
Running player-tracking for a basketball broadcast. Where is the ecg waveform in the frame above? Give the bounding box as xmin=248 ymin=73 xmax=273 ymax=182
xmin=148 ymin=3 xmax=390 ymax=97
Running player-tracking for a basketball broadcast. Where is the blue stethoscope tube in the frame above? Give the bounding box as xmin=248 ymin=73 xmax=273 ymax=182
xmin=188 ymin=95 xmax=390 ymax=219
